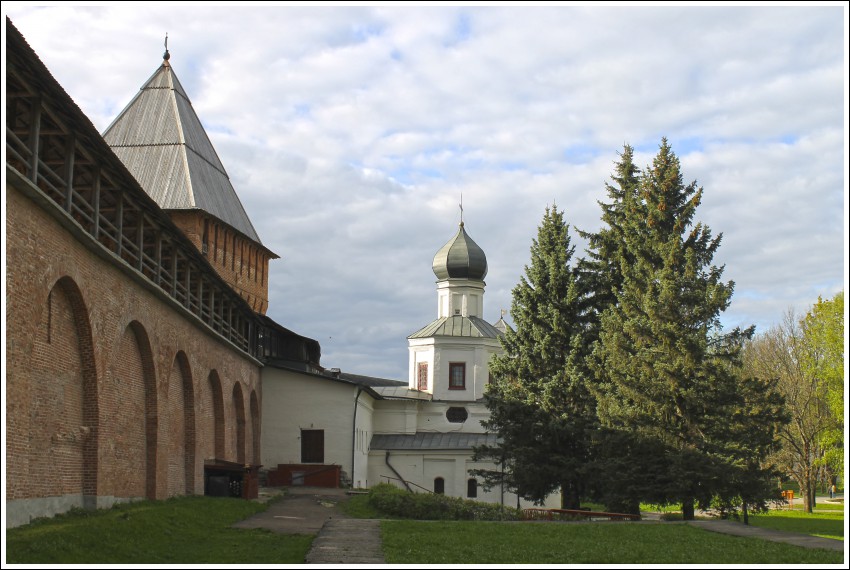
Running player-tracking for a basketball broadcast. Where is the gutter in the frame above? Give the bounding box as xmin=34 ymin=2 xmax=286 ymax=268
xmin=385 ymin=451 xmax=413 ymax=492
xmin=351 ymin=387 xmax=362 ymax=488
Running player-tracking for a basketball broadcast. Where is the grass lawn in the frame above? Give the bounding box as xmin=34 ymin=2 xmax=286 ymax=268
xmin=805 ymin=501 xmax=845 ymax=511
xmin=339 ymin=493 xmax=383 ymax=518
xmin=4 ymin=495 xmax=313 ymax=564
xmin=749 ymin=509 xmax=845 ymax=541
xmin=380 ymin=520 xmax=843 ymax=564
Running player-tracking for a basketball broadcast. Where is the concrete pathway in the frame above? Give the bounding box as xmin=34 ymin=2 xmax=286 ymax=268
xmin=234 ymin=487 xmax=386 ymax=564
xmin=688 ymin=520 xmax=844 ymax=552
xmin=305 ymin=519 xmax=385 ymax=564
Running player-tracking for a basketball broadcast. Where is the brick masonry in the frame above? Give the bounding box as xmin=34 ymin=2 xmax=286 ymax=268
xmin=169 ymin=211 xmax=273 ymax=315
xmin=6 ymin=181 xmax=263 ymax=527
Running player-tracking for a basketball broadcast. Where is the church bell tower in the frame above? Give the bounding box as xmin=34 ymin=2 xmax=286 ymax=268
xmin=407 ymin=219 xmax=504 ymax=401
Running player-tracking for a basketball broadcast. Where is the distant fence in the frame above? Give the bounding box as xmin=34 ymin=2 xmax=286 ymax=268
xmin=522 ymin=508 xmax=641 ymax=522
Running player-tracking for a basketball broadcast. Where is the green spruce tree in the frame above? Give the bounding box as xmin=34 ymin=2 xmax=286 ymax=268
xmin=589 ymin=139 xmax=762 ymax=519
xmin=578 ymin=144 xmax=641 ymax=325
xmin=706 ymin=367 xmax=787 ymax=524
xmin=474 ymin=206 xmax=595 ymax=508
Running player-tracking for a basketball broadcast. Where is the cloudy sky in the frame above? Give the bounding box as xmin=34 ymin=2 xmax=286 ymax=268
xmin=5 ymin=3 xmax=847 ymax=381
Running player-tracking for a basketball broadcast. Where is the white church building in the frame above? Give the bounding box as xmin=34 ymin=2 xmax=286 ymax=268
xmin=261 ymin=221 xmax=559 ymax=508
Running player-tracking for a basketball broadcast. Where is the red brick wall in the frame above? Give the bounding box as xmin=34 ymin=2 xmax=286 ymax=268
xmin=169 ymin=211 xmax=272 ymax=315
xmin=6 ymin=181 xmax=263 ymax=520
xmin=29 ymin=281 xmax=85 ymax=499
xmin=206 ymin=371 xmax=226 ymax=460
xmin=164 ymin=354 xmax=189 ymax=497
xmin=233 ymin=383 xmax=247 ymax=464
xmin=100 ymin=324 xmax=149 ymax=499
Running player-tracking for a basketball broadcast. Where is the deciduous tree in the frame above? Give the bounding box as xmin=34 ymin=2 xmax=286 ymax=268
xmin=745 ymin=306 xmax=841 ymax=512
xmin=802 ymin=291 xmax=844 ymax=477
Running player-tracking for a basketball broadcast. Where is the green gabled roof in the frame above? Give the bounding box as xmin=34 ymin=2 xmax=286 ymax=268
xmin=408 ymin=315 xmax=503 ymax=339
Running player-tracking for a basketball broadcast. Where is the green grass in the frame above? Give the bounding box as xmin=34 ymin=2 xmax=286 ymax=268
xmin=5 ymin=495 xmax=313 ymax=564
xmin=14 ymin=492 xmax=839 ymax=564
xmin=808 ymin=501 xmax=845 ymax=511
xmin=749 ymin=509 xmax=845 ymax=541
xmin=380 ymin=520 xmax=843 ymax=564
xmin=640 ymin=502 xmax=682 ymax=513
xmin=339 ymin=493 xmax=383 ymax=518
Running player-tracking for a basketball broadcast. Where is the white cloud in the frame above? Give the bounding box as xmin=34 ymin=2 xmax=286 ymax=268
xmin=5 ymin=3 xmax=846 ymax=380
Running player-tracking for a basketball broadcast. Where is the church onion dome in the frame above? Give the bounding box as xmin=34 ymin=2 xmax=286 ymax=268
xmin=432 ymin=222 xmax=488 ymax=281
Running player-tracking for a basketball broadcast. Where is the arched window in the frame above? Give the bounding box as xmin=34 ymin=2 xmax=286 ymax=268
xmin=434 ymin=477 xmax=445 ymax=494
xmin=467 ymin=478 xmax=478 ymax=498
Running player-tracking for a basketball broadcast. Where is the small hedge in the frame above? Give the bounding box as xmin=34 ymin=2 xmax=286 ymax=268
xmin=367 ymin=483 xmax=522 ymax=521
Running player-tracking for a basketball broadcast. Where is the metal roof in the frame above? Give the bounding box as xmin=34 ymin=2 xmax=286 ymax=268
xmin=493 ymin=317 xmax=513 ymax=335
xmin=103 ymin=60 xmax=262 ymax=243
xmin=432 ymin=222 xmax=488 ymax=281
xmin=371 ymin=386 xmax=433 ymax=400
xmin=370 ymin=432 xmax=499 ymax=451
xmin=408 ymin=315 xmax=504 ymax=339
xmin=338 ymin=372 xmax=408 ymax=388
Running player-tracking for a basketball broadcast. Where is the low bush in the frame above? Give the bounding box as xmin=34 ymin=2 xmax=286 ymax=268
xmin=367 ymin=483 xmax=522 ymax=521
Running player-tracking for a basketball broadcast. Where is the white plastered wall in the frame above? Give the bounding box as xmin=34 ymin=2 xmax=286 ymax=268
xmin=431 ymin=338 xmax=501 ymax=401
xmin=260 ymin=366 xmax=375 ymax=485
xmin=367 ymin=449 xmax=560 ymax=508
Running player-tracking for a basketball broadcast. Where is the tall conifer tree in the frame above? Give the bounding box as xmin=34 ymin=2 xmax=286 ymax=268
xmin=578 ymin=144 xmax=641 ymax=326
xmin=475 ymin=206 xmax=594 ymax=508
xmin=589 ymin=139 xmax=759 ymax=519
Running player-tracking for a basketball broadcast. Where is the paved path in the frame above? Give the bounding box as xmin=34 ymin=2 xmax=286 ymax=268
xmin=305 ymin=519 xmax=385 ymax=564
xmin=234 ymin=487 xmax=385 ymax=564
xmin=233 ymin=486 xmax=353 ymax=535
xmin=687 ymin=520 xmax=844 ymax=552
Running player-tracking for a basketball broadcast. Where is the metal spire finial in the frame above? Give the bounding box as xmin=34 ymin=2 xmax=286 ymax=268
xmin=163 ymin=33 xmax=170 ymax=61
xmin=459 ymin=194 xmax=464 ymax=227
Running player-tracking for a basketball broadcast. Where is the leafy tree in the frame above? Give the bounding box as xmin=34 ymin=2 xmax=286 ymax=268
xmin=474 ymin=206 xmax=595 ymax=509
xmin=801 ymin=291 xmax=844 ymax=477
xmin=588 ymin=139 xmax=773 ymax=519
xmin=745 ymin=308 xmax=840 ymax=512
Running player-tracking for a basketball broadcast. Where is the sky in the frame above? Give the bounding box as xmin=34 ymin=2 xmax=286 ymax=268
xmin=4 ymin=3 xmax=848 ymax=382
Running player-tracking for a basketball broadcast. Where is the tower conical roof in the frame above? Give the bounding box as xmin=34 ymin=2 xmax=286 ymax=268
xmin=103 ymin=55 xmax=261 ymax=243
xmin=432 ymin=222 xmax=488 ymax=281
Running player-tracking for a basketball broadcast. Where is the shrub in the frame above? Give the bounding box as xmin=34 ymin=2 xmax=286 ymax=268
xmin=367 ymin=483 xmax=522 ymax=521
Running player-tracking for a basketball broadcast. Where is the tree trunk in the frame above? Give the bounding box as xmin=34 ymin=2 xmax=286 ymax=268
xmin=742 ymin=501 xmax=749 ymax=525
xmin=682 ymin=498 xmax=695 ymax=521
xmin=804 ymin=470 xmax=814 ymax=513
xmin=561 ymin=481 xmax=580 ymax=510
xmin=802 ymin=443 xmax=814 ymax=513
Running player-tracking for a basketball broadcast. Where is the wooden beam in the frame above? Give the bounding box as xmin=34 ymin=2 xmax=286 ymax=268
xmin=27 ymin=99 xmax=41 ymax=183
xmin=64 ymin=134 xmax=76 ymax=213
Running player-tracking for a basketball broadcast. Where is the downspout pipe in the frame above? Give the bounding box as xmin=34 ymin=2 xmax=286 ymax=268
xmin=351 ymin=387 xmax=362 ymax=488
xmin=385 ymin=451 xmax=413 ymax=492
